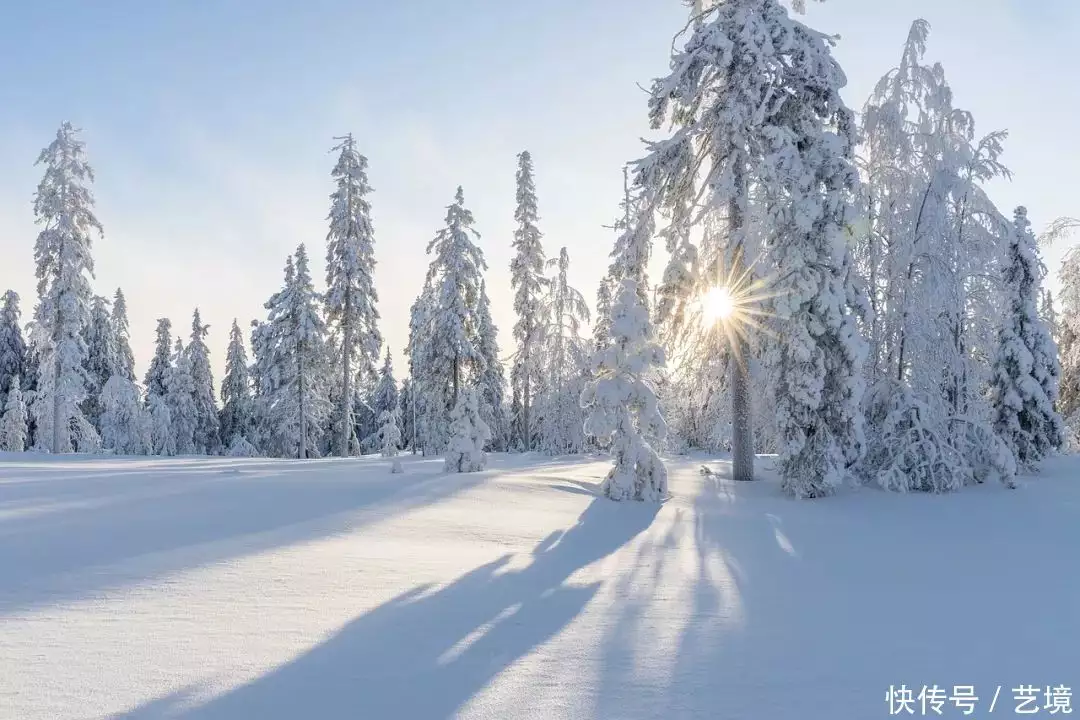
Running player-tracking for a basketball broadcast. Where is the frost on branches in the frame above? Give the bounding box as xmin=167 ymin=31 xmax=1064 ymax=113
xmin=582 ymin=278 xmax=669 ymax=502
xmin=30 ymin=122 xmax=101 ymax=453
xmin=444 ymin=387 xmax=491 ymax=473
xmin=641 ymin=0 xmax=866 ymax=496
xmin=99 ymin=375 xmax=146 ymax=455
xmin=990 ymin=207 xmax=1065 ymax=467
xmin=509 ymin=150 xmax=548 ymax=451
xmin=0 ymin=375 xmax=28 ymax=452
xmin=325 ymin=134 xmax=381 ymax=456
xmin=0 ymin=290 xmax=28 ymax=402
xmin=378 ymin=408 xmax=404 ymax=473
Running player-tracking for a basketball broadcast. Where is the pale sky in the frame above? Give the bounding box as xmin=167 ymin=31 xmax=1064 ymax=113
xmin=1 ymin=0 xmax=1077 ymax=387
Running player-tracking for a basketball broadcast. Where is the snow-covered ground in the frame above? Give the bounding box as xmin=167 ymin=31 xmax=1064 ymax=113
xmin=1 ymin=451 xmax=1077 ymax=720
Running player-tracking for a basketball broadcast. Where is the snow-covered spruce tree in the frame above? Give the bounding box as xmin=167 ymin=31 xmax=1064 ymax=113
xmin=990 ymin=207 xmax=1065 ymax=466
xmin=378 ymin=408 xmax=404 ymax=473
xmin=0 ymin=290 xmax=28 ymax=402
xmin=219 ymin=319 xmax=254 ymax=448
xmin=444 ymin=387 xmax=491 ymax=473
xmin=81 ymin=294 xmax=117 ymax=432
xmin=399 ymin=378 xmax=417 ymax=453
xmin=406 ymin=281 xmax=440 ymax=453
xmin=509 ymin=150 xmax=549 ymax=451
xmin=111 ymin=288 xmax=136 ymax=382
xmin=144 ymin=318 xmax=173 ymax=400
xmin=248 ymin=317 xmax=276 ymax=454
xmin=166 ymin=337 xmax=197 ymax=455
xmin=476 ymin=280 xmax=509 ymax=451
xmin=0 ymin=375 xmax=28 ymax=452
xmin=148 ymin=393 xmax=175 ymax=456
xmin=411 ymin=187 xmax=488 ymax=454
xmin=185 ymin=308 xmax=221 ymax=454
xmin=100 ymin=374 xmax=146 ymax=455
xmin=641 ymin=0 xmax=869 ymax=496
xmin=371 ymin=348 xmax=399 ymax=419
xmin=325 ymin=134 xmax=381 ymax=456
xmin=582 ymin=273 xmax=669 ymax=501
xmin=538 ymin=247 xmax=592 ymax=454
xmin=265 ymin=245 xmax=332 ymax=458
xmin=30 ymin=122 xmax=101 ymax=453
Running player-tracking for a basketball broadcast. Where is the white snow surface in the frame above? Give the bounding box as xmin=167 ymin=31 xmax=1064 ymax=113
xmin=1 ymin=451 xmax=1077 ymax=719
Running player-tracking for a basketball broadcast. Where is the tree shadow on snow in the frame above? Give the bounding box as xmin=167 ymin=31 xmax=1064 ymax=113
xmin=117 ymin=498 xmax=659 ymax=720
xmin=0 ymin=456 xmax=486 ymax=616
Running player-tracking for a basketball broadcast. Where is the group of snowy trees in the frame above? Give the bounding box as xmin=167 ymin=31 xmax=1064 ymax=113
xmin=601 ymin=0 xmax=1070 ymax=499
xmin=2 ymin=1 xmax=1076 ymax=503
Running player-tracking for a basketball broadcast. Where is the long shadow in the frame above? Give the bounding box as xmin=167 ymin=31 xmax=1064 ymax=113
xmin=118 ymin=498 xmax=659 ymax=720
xmin=0 ymin=455 xmax=485 ymax=616
xmin=593 ymin=459 xmax=1080 ymax=719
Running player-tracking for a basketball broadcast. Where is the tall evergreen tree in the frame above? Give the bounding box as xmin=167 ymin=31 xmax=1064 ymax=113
xmin=111 ymin=288 xmax=136 ymax=382
xmin=410 ymin=188 xmax=488 ymax=453
xmin=186 ymin=308 xmax=221 ymax=454
xmin=0 ymin=290 xmax=27 ymax=400
xmin=476 ymin=280 xmax=508 ymax=451
xmin=371 ymin=348 xmax=399 ymax=419
xmin=638 ymin=0 xmax=869 ymax=496
xmin=0 ymin=375 xmax=28 ymax=452
xmin=30 ymin=122 xmax=101 ymax=453
xmin=82 ymin=294 xmax=116 ymax=432
xmin=266 ymin=245 xmax=332 ymax=458
xmin=325 ymin=134 xmax=381 ymax=456
xmin=167 ymin=337 xmax=197 ymax=455
xmin=100 ymin=374 xmax=146 ymax=456
xmin=991 ymin=207 xmax=1065 ymax=466
xmin=509 ymin=150 xmax=548 ymax=451
xmin=219 ymin=319 xmax=254 ymax=447
xmin=539 ymin=247 xmax=592 ymax=454
xmin=144 ymin=318 xmax=173 ymax=400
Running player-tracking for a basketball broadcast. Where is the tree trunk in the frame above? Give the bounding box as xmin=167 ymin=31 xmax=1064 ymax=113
xmin=298 ymin=344 xmax=307 ymax=460
xmin=729 ymin=165 xmax=754 ymax=482
xmin=340 ymin=301 xmax=353 ymax=457
xmin=522 ymin=331 xmax=531 ymax=451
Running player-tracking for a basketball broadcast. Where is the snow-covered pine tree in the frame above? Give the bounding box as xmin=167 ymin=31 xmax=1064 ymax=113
xmin=406 ymin=280 xmax=439 ymax=453
xmin=265 ymin=245 xmax=332 ymax=458
xmin=509 ymin=150 xmax=548 ymax=451
xmin=444 ymin=386 xmax=491 ymax=473
xmin=0 ymin=290 xmax=27 ymax=401
xmin=144 ymin=318 xmax=173 ymax=400
xmin=1059 ymin=242 xmax=1080 ymax=443
xmin=219 ymin=319 xmax=254 ymax=448
xmin=167 ymin=337 xmax=197 ymax=455
xmin=412 ymin=187 xmax=488 ymax=452
xmin=0 ymin=375 xmax=28 ymax=452
xmin=185 ymin=308 xmax=221 ymax=454
xmin=582 ymin=274 xmax=669 ymax=501
xmin=378 ymin=408 xmax=404 ymax=473
xmin=82 ymin=294 xmax=117 ymax=432
xmin=399 ymin=377 xmax=417 ymax=453
xmin=30 ymin=122 xmax=101 ymax=453
xmin=855 ymin=20 xmax=1015 ymax=491
xmin=325 ymin=134 xmax=381 ymax=456
xmin=641 ymin=0 xmax=868 ymax=496
xmin=539 ymin=247 xmax=592 ymax=454
xmin=371 ymin=348 xmax=399 ymax=419
xmin=111 ymin=288 xmax=136 ymax=382
xmin=100 ymin=374 xmax=145 ymax=455
xmin=476 ymin=280 xmax=509 ymax=451
xmin=592 ymin=275 xmax=615 ymax=355
xmin=990 ymin=207 xmax=1065 ymax=466
xmin=248 ymin=315 xmax=278 ymax=455
xmin=148 ymin=393 xmax=175 ymax=456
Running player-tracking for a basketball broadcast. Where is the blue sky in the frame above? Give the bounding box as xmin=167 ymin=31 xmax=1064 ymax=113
xmin=1 ymin=0 xmax=1078 ymax=384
